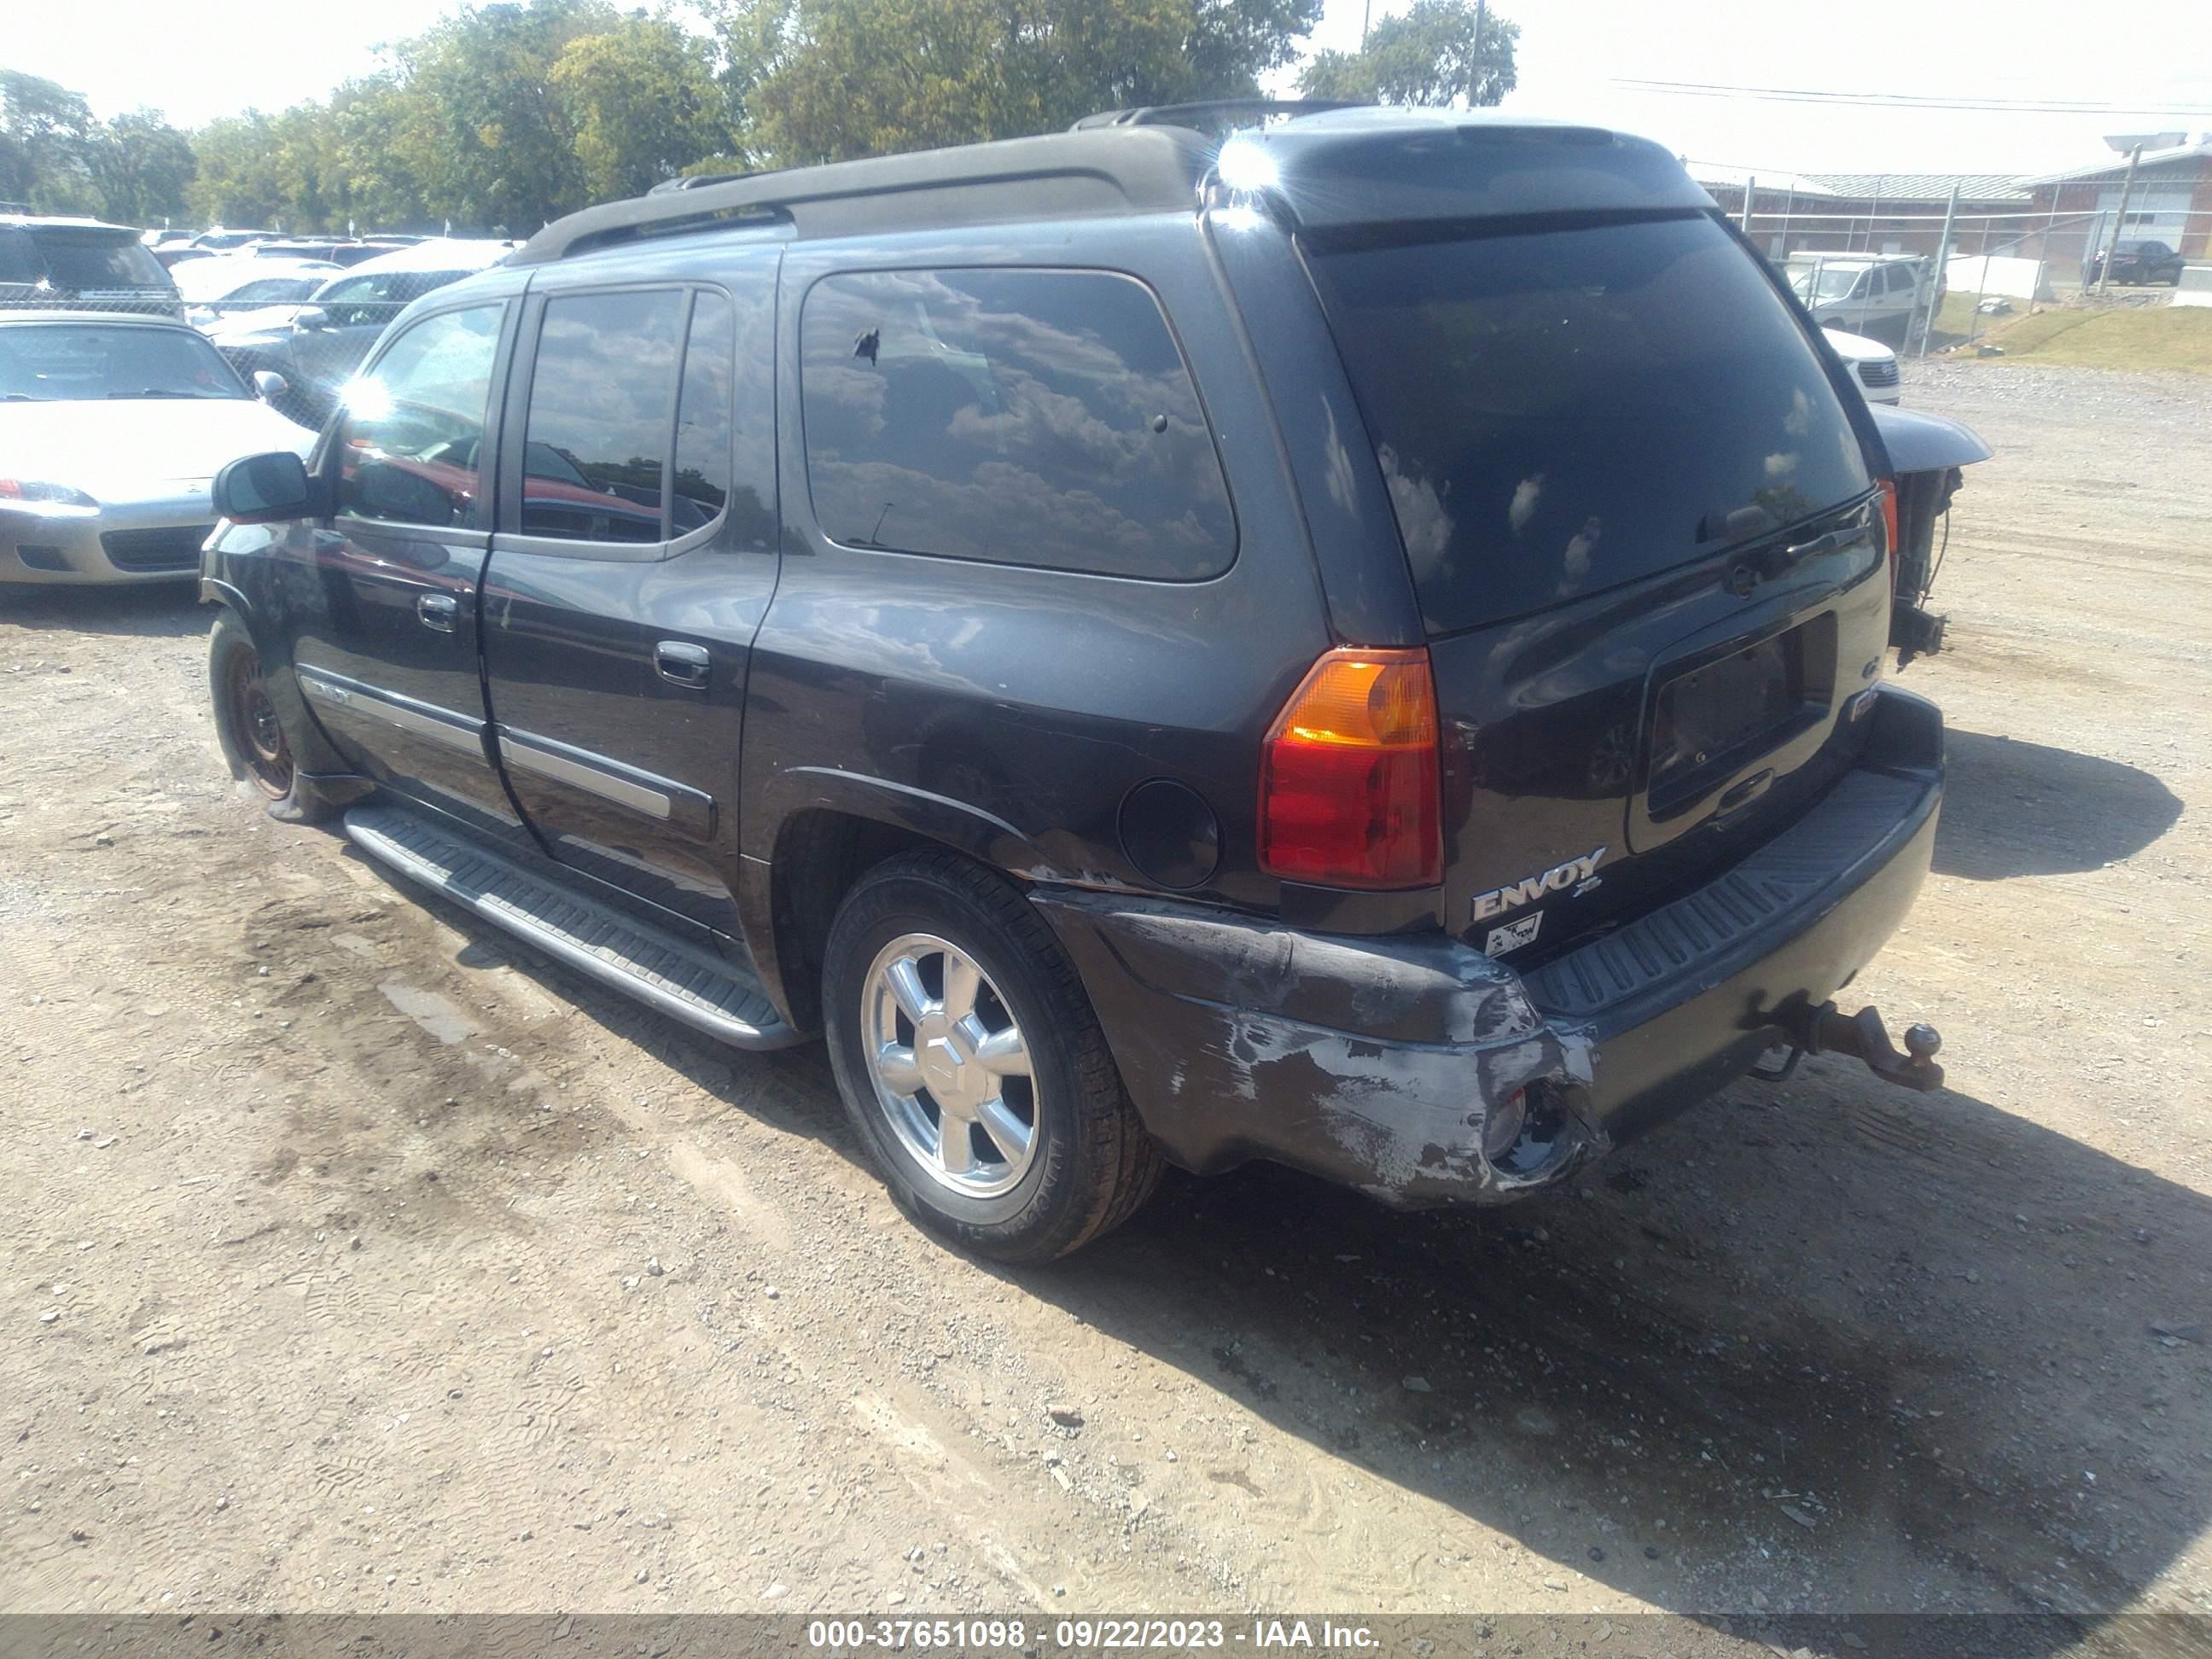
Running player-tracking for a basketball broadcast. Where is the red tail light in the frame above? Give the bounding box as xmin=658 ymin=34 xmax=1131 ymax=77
xmin=1877 ymin=477 xmax=1899 ymax=579
xmin=1259 ymin=646 xmax=1442 ymax=889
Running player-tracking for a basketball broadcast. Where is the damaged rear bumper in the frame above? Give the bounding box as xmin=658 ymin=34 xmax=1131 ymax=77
xmin=1033 ymin=686 xmax=1944 ymax=1208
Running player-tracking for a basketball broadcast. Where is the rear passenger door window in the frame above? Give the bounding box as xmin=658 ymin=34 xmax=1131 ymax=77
xmin=520 ymin=288 xmax=686 ymax=545
xmin=800 ymin=268 xmax=1235 ymax=580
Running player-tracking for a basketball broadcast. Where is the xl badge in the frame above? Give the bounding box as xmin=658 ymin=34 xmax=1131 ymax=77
xmin=1470 ymin=846 xmax=1607 ymax=923
xmin=1484 ymin=912 xmax=1543 ymax=957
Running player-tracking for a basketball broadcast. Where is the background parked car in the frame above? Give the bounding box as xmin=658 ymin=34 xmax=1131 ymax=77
xmin=1785 ymin=253 xmax=1934 ymax=345
xmin=0 ymin=215 xmax=183 ymax=317
xmin=1821 ymin=323 xmax=1901 ymax=404
xmin=2089 ymin=239 xmax=2186 ymax=285
xmin=243 ymin=238 xmax=411 ymax=268
xmin=188 ymin=229 xmax=274 ymax=252
xmin=207 ymin=237 xmax=516 ymax=427
xmin=172 ymin=256 xmax=341 ymax=329
xmin=0 ymin=310 xmax=311 ymax=585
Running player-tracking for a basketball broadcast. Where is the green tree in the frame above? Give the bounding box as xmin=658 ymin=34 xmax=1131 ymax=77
xmin=743 ymin=0 xmax=1322 ymax=167
xmin=1299 ymin=0 xmax=1516 ymax=108
xmin=90 ymin=109 xmax=196 ymax=225
xmin=322 ymin=75 xmax=428 ymax=232
xmin=188 ymin=111 xmax=293 ymax=227
xmin=551 ymin=15 xmax=733 ymax=201
xmin=0 ymin=70 xmax=97 ymax=212
xmin=388 ymin=0 xmax=615 ymax=232
xmin=705 ymin=0 xmax=793 ymax=161
xmin=1184 ymin=0 xmax=1324 ymax=97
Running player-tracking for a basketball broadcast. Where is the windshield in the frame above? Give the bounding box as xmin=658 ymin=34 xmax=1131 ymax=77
xmin=0 ymin=323 xmax=249 ymax=401
xmin=1309 ymin=212 xmax=1871 ymax=633
xmin=1790 ymin=264 xmax=1870 ymax=302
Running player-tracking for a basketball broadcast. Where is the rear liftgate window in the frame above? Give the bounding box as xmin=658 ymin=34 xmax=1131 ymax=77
xmin=1309 ymin=213 xmax=1871 ymax=634
xmin=800 ymin=268 xmax=1235 ymax=580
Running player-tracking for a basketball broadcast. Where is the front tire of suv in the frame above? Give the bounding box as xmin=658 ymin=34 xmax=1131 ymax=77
xmin=209 ymin=610 xmax=335 ymax=824
xmin=822 ymin=848 xmax=1162 ymax=1262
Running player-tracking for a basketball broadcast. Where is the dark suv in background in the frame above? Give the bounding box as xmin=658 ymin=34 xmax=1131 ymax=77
xmin=203 ymin=105 xmax=1947 ymax=1262
xmin=0 ymin=214 xmax=182 ymax=317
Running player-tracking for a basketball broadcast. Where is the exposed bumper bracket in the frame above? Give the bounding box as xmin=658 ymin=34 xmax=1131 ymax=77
xmin=1893 ymin=602 xmax=1947 ymax=666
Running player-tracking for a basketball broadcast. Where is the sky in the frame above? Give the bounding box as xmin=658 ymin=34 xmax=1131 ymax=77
xmin=10 ymin=0 xmax=2212 ymax=180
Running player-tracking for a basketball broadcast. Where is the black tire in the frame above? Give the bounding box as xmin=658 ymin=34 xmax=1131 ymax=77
xmin=822 ymin=848 xmax=1163 ymax=1262
xmin=208 ymin=609 xmax=335 ymax=824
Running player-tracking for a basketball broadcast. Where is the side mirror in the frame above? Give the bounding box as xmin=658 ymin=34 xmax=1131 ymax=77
xmin=213 ymin=451 xmax=323 ymax=524
xmin=292 ymin=306 xmax=329 ymax=333
xmin=253 ymin=370 xmax=288 ymax=401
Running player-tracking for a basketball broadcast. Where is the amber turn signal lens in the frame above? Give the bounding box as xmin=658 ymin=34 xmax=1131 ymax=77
xmin=1259 ymin=647 xmax=1443 ymax=890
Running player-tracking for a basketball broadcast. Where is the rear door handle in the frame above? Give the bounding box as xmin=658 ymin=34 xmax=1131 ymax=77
xmin=416 ymin=593 xmax=458 ymax=632
xmin=655 ymin=640 xmax=711 ymax=688
xmin=1717 ymin=768 xmax=1775 ymax=813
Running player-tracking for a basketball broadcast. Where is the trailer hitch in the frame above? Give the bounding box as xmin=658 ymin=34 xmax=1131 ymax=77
xmin=1751 ymin=1001 xmax=1945 ymax=1091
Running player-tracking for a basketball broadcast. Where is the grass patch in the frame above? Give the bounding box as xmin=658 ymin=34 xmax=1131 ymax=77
xmin=1941 ymin=303 xmax=2212 ymax=373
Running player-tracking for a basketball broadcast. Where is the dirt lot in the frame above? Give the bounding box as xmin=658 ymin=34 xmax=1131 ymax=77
xmin=3 ymin=361 xmax=2209 ymax=1648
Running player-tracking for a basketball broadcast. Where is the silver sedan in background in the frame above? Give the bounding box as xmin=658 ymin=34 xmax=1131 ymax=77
xmin=0 ymin=311 xmax=314 ymax=585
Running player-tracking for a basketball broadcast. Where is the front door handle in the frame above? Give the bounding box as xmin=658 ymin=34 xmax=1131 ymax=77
xmin=416 ymin=593 xmax=459 ymax=633
xmin=655 ymin=640 xmax=711 ymax=689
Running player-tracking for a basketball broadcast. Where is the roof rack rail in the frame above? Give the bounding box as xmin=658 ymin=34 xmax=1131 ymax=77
xmin=512 ymin=128 xmax=1212 ymax=266
xmin=1071 ymin=98 xmax=1368 ymax=131
xmin=648 ymin=167 xmax=790 ymax=195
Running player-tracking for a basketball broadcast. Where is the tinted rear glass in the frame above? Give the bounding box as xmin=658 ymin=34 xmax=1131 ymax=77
xmin=1311 ymin=214 xmax=1871 ymax=634
xmin=31 ymin=230 xmax=172 ymax=291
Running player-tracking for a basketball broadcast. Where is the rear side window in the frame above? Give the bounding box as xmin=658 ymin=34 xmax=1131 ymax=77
xmin=1309 ymin=213 xmax=1871 ymax=634
xmin=521 ymin=288 xmax=684 ymax=544
xmin=318 ymin=271 xmax=469 ymax=329
xmin=800 ymin=268 xmax=1235 ymax=580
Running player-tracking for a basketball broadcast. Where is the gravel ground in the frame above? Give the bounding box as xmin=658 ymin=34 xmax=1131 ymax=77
xmin=1 ymin=360 xmax=2208 ymax=1653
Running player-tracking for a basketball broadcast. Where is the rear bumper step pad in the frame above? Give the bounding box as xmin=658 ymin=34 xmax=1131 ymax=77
xmin=343 ymin=803 xmax=801 ymax=1051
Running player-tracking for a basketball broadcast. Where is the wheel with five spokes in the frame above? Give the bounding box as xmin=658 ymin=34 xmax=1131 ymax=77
xmin=823 ymin=849 xmax=1162 ymax=1262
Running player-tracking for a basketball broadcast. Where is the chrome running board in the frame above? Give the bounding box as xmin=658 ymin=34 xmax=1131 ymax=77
xmin=344 ymin=803 xmax=801 ymax=1051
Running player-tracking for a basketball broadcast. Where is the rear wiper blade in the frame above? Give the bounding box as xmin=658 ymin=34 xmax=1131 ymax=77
xmin=1780 ymin=524 xmax=1871 ymax=563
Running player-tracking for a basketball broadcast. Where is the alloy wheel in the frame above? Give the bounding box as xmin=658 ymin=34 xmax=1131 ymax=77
xmin=860 ymin=932 xmax=1039 ymax=1198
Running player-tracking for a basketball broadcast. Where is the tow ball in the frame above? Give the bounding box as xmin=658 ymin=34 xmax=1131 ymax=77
xmin=1751 ymin=1002 xmax=1945 ymax=1092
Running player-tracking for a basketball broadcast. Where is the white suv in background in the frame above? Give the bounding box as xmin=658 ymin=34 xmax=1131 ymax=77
xmin=1788 ymin=254 xmax=1933 ymax=346
xmin=1821 ymin=323 xmax=1901 ymax=404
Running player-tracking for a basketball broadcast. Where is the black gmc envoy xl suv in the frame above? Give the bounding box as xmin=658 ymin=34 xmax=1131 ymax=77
xmin=202 ymin=105 xmax=1947 ymax=1261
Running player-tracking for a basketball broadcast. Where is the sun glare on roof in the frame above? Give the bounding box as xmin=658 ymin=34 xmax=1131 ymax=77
xmin=1215 ymin=140 xmax=1279 ymax=194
